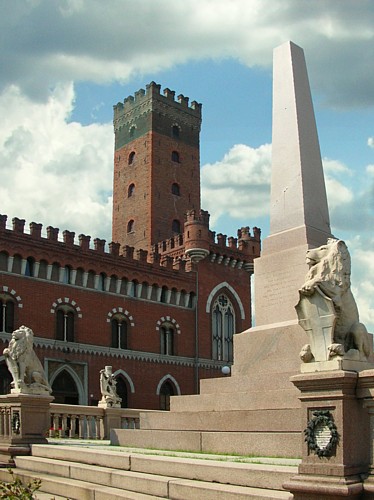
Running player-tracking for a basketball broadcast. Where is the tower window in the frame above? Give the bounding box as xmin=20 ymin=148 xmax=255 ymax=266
xmin=128 ymin=183 xmax=135 ymax=197
xmin=128 ymin=152 xmax=135 ymax=165
xmin=129 ymin=126 xmax=136 ymax=137
xmin=172 ymin=125 xmax=180 ymax=138
xmin=171 ymin=151 xmax=180 ymax=163
xmin=172 ymin=219 xmax=181 ymax=234
xmin=171 ymin=183 xmax=180 ymax=196
xmin=127 ymin=220 xmax=135 ymax=233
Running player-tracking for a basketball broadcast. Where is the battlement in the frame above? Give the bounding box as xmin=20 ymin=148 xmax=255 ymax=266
xmin=185 ymin=209 xmax=210 ymax=226
xmin=0 ymin=214 xmax=191 ymax=278
xmin=113 ymin=81 xmax=202 ymax=121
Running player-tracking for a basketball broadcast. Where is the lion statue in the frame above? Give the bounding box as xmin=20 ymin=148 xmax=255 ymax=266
xmin=3 ymin=326 xmax=52 ymax=394
xmin=299 ymin=238 xmax=372 ymax=361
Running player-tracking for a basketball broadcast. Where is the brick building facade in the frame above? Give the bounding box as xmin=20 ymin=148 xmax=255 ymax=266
xmin=0 ymin=83 xmax=261 ymax=410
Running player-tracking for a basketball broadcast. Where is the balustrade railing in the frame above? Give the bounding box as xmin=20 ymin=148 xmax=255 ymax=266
xmin=49 ymin=404 xmax=141 ymax=440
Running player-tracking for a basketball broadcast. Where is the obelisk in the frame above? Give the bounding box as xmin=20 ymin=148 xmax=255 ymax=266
xmin=254 ymin=41 xmax=333 ymax=326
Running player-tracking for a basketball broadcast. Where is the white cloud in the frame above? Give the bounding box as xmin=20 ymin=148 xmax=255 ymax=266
xmin=347 ymin=236 xmax=374 ymax=331
xmin=0 ymin=0 xmax=373 ymax=107
xmin=201 ymin=143 xmax=271 ymax=226
xmin=368 ymin=137 xmax=374 ymax=148
xmin=0 ymin=84 xmax=113 ymax=244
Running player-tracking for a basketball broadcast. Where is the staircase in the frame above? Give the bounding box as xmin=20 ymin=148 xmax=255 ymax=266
xmin=0 ymin=444 xmax=298 ymax=499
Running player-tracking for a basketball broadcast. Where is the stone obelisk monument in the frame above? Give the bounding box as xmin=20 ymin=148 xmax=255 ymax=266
xmin=255 ymin=41 xmax=333 ymax=327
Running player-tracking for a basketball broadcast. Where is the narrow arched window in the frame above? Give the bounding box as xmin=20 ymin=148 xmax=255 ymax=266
xmin=128 ymin=183 xmax=135 ymax=197
xmin=212 ymin=294 xmax=235 ymax=362
xmin=56 ymin=307 xmax=75 ymax=342
xmin=0 ymin=296 xmax=15 ymax=333
xmin=129 ymin=126 xmax=136 ymax=138
xmin=171 ymin=183 xmax=180 ymax=196
xmin=111 ymin=315 xmax=128 ymax=349
xmin=63 ymin=265 xmax=72 ymax=284
xmin=171 ymin=151 xmax=180 ymax=163
xmin=172 ymin=219 xmax=181 ymax=234
xmin=128 ymin=151 xmax=135 ymax=165
xmin=127 ymin=220 xmax=135 ymax=233
xmin=160 ymin=323 xmax=175 ymax=356
xmin=172 ymin=125 xmax=180 ymax=138
xmin=25 ymin=257 xmax=35 ymax=277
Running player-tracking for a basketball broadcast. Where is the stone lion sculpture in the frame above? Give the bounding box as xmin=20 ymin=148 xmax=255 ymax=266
xmin=299 ymin=238 xmax=372 ymax=361
xmin=3 ymin=326 xmax=52 ymax=394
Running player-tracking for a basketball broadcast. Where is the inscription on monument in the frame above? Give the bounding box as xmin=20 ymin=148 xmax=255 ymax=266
xmin=314 ymin=423 xmax=331 ymax=449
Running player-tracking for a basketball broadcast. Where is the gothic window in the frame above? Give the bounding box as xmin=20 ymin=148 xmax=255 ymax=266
xmin=159 ymin=380 xmax=175 ymax=410
xmin=56 ymin=306 xmax=75 ymax=342
xmin=0 ymin=251 xmax=8 ymax=271
xmin=128 ymin=151 xmax=135 ymax=165
xmin=115 ymin=376 xmax=128 ymax=408
xmin=212 ymin=294 xmax=235 ymax=362
xmin=171 ymin=183 xmax=180 ymax=196
xmin=172 ymin=219 xmax=181 ymax=234
xmin=128 ymin=183 xmax=135 ymax=197
xmin=172 ymin=125 xmax=180 ymax=139
xmin=171 ymin=151 xmax=180 ymax=163
xmin=111 ymin=315 xmax=128 ymax=349
xmin=0 ymin=295 xmax=15 ymax=333
xmin=127 ymin=220 xmax=135 ymax=233
xmin=160 ymin=323 xmax=175 ymax=356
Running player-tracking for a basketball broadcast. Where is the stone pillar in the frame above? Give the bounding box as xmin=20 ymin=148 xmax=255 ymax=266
xmin=0 ymin=394 xmax=53 ymax=465
xmin=357 ymin=369 xmax=374 ymax=496
xmin=283 ymin=370 xmax=370 ymax=499
xmin=102 ymin=407 xmax=123 ymax=440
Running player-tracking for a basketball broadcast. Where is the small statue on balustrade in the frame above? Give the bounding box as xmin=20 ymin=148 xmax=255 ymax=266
xmin=99 ymin=365 xmax=122 ymax=408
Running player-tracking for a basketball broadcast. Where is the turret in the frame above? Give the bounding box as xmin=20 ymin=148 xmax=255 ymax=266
xmin=184 ymin=210 xmax=210 ymax=263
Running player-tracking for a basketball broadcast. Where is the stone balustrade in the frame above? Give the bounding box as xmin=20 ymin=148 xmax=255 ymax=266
xmin=49 ymin=404 xmax=140 ymax=440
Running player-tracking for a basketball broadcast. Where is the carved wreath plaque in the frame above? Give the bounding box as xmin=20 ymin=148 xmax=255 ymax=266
xmin=304 ymin=410 xmax=338 ymax=457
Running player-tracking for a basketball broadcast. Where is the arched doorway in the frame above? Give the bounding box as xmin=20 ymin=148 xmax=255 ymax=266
xmin=116 ymin=376 xmax=128 ymax=408
xmin=52 ymin=370 xmax=79 ymax=404
xmin=159 ymin=380 xmax=175 ymax=411
xmin=0 ymin=363 xmax=12 ymax=395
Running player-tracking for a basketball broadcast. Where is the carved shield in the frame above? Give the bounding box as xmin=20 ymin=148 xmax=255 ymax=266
xmin=296 ymin=287 xmax=336 ymax=362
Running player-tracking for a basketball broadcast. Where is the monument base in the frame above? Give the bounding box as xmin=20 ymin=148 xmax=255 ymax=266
xmin=283 ymin=370 xmax=372 ymax=498
xmin=0 ymin=393 xmax=53 ymax=465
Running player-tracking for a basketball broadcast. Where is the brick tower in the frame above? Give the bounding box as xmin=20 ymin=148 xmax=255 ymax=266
xmin=112 ymin=82 xmax=202 ymax=251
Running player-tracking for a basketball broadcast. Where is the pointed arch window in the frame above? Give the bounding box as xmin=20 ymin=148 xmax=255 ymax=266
xmin=212 ymin=294 xmax=235 ymax=362
xmin=128 ymin=183 xmax=135 ymax=197
xmin=159 ymin=380 xmax=175 ymax=410
xmin=127 ymin=219 xmax=135 ymax=233
xmin=111 ymin=315 xmax=128 ymax=349
xmin=56 ymin=306 xmax=75 ymax=342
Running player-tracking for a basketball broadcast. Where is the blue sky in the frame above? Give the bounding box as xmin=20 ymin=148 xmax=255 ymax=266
xmin=0 ymin=0 xmax=373 ymax=330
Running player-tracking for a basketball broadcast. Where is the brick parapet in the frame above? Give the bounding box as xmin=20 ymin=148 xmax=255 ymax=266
xmin=0 ymin=214 xmax=195 ymax=291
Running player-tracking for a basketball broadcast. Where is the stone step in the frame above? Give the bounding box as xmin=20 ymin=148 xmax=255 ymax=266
xmin=3 ymin=444 xmax=296 ymax=499
xmin=0 ymin=464 xmax=293 ymax=500
xmin=139 ymin=408 xmax=301 ymax=432
xmin=0 ymin=467 xmax=156 ymax=500
xmin=30 ymin=444 xmax=297 ymax=490
xmin=170 ymin=387 xmax=300 ymax=412
xmin=110 ymin=429 xmax=301 ymax=457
